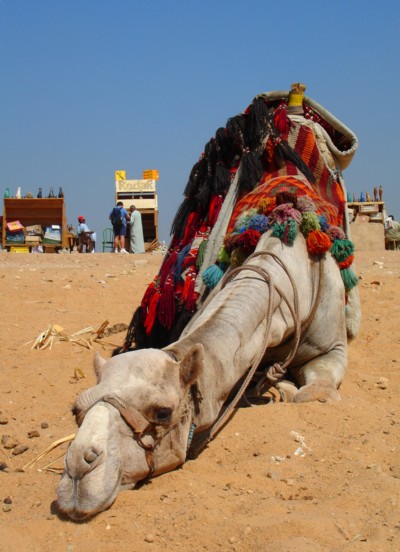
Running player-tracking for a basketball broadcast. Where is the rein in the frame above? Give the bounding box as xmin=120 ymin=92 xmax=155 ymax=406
xmin=189 ymin=249 xmax=323 ymax=457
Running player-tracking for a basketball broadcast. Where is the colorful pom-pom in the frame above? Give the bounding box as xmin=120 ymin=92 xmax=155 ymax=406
xmin=306 ymin=229 xmax=332 ymax=255
xmin=272 ymin=220 xmax=297 ymax=244
xmin=247 ymin=213 xmax=270 ymax=233
xmin=217 ymin=246 xmax=231 ymax=264
xmin=318 ymin=215 xmax=330 ymax=232
xmin=258 ymin=197 xmax=276 ymax=215
xmin=330 ymin=239 xmax=355 ymax=262
xmin=296 ymin=196 xmax=316 ymax=213
xmin=269 ymin=203 xmax=302 ymax=225
xmin=341 ymin=268 xmax=359 ymax=290
xmin=237 ymin=229 xmax=261 ymax=252
xmin=300 ymin=212 xmax=321 ymax=236
xmin=326 ymin=226 xmax=346 ymax=241
xmin=230 ymin=247 xmax=248 ymax=267
xmin=233 ymin=209 xmax=258 ymax=233
xmin=202 ymin=264 xmax=224 ymax=289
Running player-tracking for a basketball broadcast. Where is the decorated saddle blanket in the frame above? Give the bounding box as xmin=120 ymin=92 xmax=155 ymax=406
xmin=122 ymin=90 xmax=359 ymax=351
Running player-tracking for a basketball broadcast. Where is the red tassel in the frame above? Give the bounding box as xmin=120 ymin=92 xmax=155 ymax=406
xmin=158 ymin=278 xmax=176 ymax=330
xmin=182 ymin=212 xmax=200 ymax=245
xmin=181 ymin=271 xmax=193 ymax=301
xmin=274 ymin=104 xmax=290 ymax=139
xmin=273 ymin=104 xmax=290 ymax=138
xmin=141 ymin=280 xmax=157 ymax=310
xmin=208 ymin=195 xmax=223 ymax=226
xmin=158 ymin=250 xmax=178 ymax=287
xmin=144 ymin=292 xmax=161 ymax=334
xmin=183 ymin=270 xmax=197 ymax=311
xmin=237 ymin=229 xmax=261 ymax=252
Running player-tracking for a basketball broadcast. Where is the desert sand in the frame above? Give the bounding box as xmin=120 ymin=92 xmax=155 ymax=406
xmin=0 ymin=243 xmax=399 ymax=551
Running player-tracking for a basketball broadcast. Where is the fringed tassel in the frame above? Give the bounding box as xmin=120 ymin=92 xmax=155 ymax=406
xmin=208 ymin=194 xmax=223 ymax=226
xmin=274 ymin=139 xmax=316 ymax=184
xmin=237 ymin=150 xmax=263 ymax=195
xmin=173 ymin=243 xmax=191 ymax=283
xmin=144 ymin=291 xmax=161 ymax=335
xmin=246 ymin=97 xmax=270 ymax=149
xmin=182 ymin=270 xmax=198 ymax=311
xmin=171 ymin=196 xmax=199 ymax=241
xmin=141 ymin=280 xmax=157 ymax=309
xmin=202 ymin=264 xmax=224 ymax=289
xmin=184 ymin=157 xmax=207 ymax=198
xmin=182 ymin=211 xmax=200 ymax=245
xmin=196 ymin=238 xmax=208 ymax=269
xmin=213 ymin=163 xmax=231 ymax=195
xmin=158 ymin=278 xmax=176 ymax=330
xmin=158 ymin=250 xmax=178 ymax=287
xmin=341 ymin=268 xmax=359 ymax=290
xmin=273 ymin=104 xmax=291 ymax=138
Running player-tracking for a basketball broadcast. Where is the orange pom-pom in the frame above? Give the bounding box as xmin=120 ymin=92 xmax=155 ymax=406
xmin=258 ymin=197 xmax=276 ymax=215
xmin=306 ymin=230 xmax=332 ymax=255
xmin=339 ymin=255 xmax=354 ymax=269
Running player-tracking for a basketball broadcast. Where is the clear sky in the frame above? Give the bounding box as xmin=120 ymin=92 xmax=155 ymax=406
xmin=1 ymin=0 xmax=399 ymax=245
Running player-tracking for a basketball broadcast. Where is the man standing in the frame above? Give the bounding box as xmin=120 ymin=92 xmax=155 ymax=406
xmin=109 ymin=201 xmax=129 ymax=254
xmin=128 ymin=205 xmax=145 ymax=253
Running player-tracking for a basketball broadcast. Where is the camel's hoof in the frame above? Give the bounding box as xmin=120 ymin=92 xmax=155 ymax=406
xmin=276 ymin=381 xmax=298 ymax=403
xmin=293 ymin=382 xmax=341 ymax=403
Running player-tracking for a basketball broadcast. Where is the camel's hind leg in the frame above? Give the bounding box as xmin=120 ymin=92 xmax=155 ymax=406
xmin=278 ymin=349 xmax=346 ymax=403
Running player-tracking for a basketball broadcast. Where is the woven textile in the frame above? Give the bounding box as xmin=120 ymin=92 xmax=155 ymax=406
xmin=121 ymin=90 xmax=357 ymax=352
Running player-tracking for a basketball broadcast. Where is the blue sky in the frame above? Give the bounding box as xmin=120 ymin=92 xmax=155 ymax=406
xmin=1 ymin=0 xmax=399 ymax=244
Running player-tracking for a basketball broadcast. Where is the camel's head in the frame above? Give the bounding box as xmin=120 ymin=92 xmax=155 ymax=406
xmin=57 ymin=344 xmax=204 ymax=520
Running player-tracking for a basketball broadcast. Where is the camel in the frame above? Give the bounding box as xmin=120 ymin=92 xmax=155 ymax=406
xmin=57 ymin=85 xmax=361 ymax=519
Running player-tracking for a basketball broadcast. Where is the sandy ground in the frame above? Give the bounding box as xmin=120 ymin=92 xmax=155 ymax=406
xmin=0 ymin=246 xmax=399 ymax=552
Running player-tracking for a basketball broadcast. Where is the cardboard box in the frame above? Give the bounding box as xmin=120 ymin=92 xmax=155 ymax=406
xmin=25 ymin=235 xmax=41 ymax=244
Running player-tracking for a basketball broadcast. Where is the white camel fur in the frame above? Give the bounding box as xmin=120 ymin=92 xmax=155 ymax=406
xmin=57 ymin=229 xmax=355 ymax=520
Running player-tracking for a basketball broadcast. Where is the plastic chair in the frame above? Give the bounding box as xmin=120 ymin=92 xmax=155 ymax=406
xmin=102 ymin=228 xmax=114 ymax=252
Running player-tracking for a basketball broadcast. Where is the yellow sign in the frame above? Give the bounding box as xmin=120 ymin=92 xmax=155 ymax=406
xmin=143 ymin=169 xmax=159 ymax=180
xmin=115 ymin=170 xmax=126 ymax=181
xmin=116 ymin=179 xmax=156 ymax=193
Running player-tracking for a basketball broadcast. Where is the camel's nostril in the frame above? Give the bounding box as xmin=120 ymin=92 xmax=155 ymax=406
xmin=84 ymin=449 xmax=98 ymax=463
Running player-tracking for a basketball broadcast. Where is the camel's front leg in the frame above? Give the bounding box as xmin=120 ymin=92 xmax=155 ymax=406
xmin=278 ymin=348 xmax=346 ymax=403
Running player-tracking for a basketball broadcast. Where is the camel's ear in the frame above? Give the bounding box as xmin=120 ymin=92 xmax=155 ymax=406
xmin=94 ymin=351 xmax=107 ymax=382
xmin=179 ymin=344 xmax=204 ymax=387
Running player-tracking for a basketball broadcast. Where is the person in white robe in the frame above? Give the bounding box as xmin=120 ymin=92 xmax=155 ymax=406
xmin=128 ymin=205 xmax=145 ymax=253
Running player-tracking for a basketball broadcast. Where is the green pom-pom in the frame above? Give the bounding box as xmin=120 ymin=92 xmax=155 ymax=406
xmin=196 ymin=238 xmax=208 ymax=269
xmin=341 ymin=268 xmax=358 ymax=290
xmin=330 ymin=239 xmax=355 ymax=262
xmin=272 ymin=220 xmax=297 ymax=244
xmin=217 ymin=245 xmax=231 ymax=264
xmin=300 ymin=212 xmax=320 ymax=236
xmin=202 ymin=264 xmax=224 ymax=289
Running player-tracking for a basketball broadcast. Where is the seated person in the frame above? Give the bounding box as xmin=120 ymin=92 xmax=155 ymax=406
xmin=77 ymin=216 xmax=94 ymax=253
xmin=384 ymin=215 xmax=400 ymax=249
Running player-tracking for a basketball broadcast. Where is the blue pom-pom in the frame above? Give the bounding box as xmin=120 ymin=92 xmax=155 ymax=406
xmin=248 ymin=214 xmax=270 ymax=233
xmin=318 ymin=215 xmax=330 ymax=232
xmin=202 ymin=264 xmax=224 ymax=289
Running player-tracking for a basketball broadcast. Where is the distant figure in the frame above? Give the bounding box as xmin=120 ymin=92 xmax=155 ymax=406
xmin=365 ymin=191 xmax=371 ymax=202
xmin=379 ymin=186 xmax=383 ymax=201
xmin=109 ymin=201 xmax=129 ymax=254
xmin=384 ymin=215 xmax=400 ymax=249
xmin=128 ymin=205 xmax=145 ymax=253
xmin=77 ymin=216 xmax=93 ymax=253
xmin=373 ymin=186 xmax=378 ymax=201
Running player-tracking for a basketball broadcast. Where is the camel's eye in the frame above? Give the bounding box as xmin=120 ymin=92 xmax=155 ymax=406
xmin=155 ymin=407 xmax=172 ymax=424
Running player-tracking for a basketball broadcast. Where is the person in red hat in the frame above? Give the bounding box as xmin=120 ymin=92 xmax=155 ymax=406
xmin=76 ymin=216 xmax=94 ymax=253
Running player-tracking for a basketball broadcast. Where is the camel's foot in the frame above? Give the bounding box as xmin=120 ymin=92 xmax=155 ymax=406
xmin=276 ymin=381 xmax=298 ymax=403
xmin=294 ymin=381 xmax=341 ymax=403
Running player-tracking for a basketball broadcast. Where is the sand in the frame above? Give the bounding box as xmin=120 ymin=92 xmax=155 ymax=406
xmin=0 ymin=248 xmax=399 ymax=551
